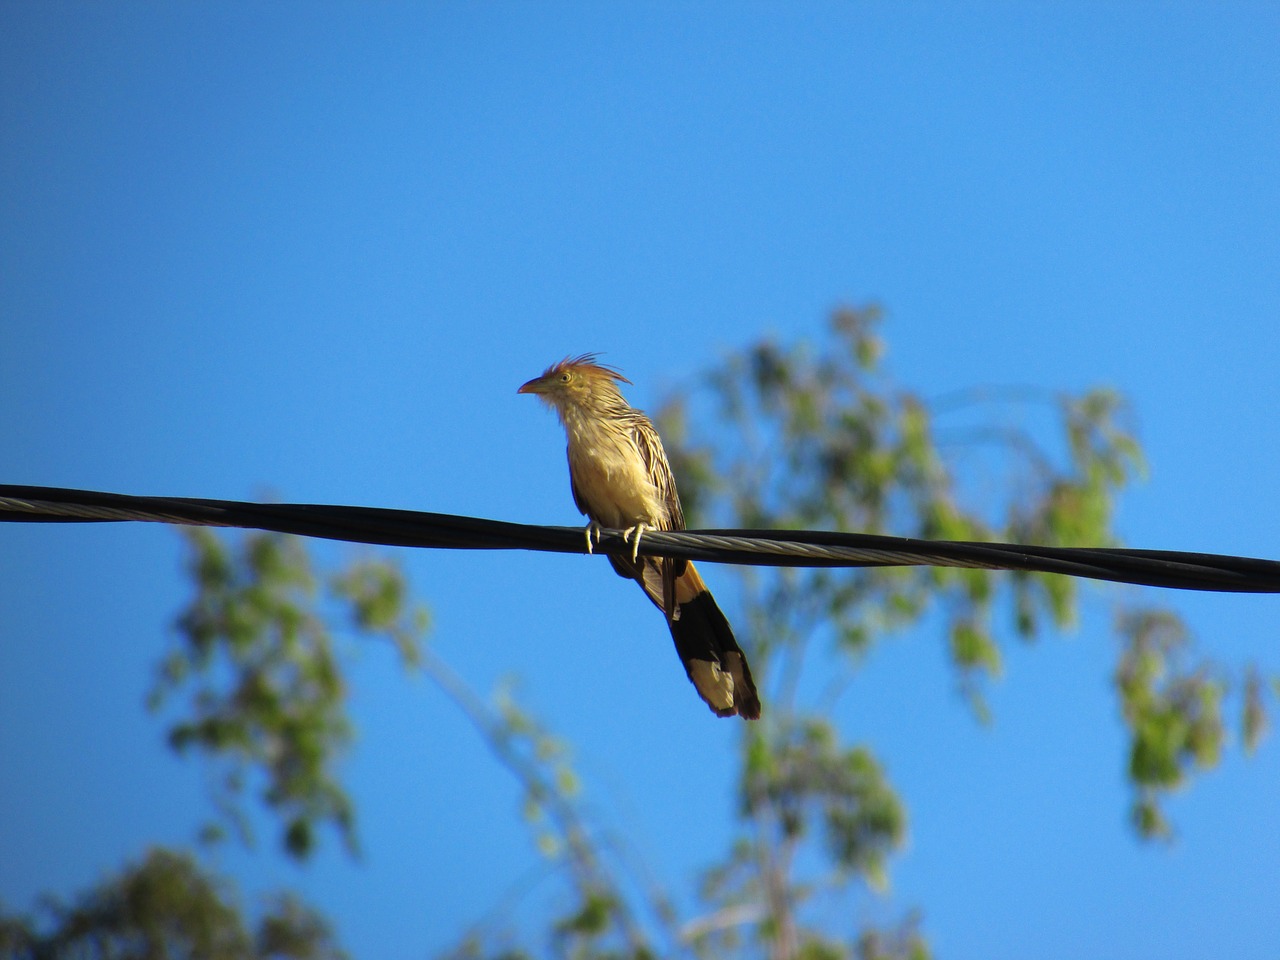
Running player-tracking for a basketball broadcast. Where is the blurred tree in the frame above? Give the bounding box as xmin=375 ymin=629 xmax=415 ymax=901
xmin=149 ymin=531 xmax=426 ymax=859
xmin=0 ymin=847 xmax=345 ymax=960
xmin=443 ymin=306 xmax=1270 ymax=957
xmin=8 ymin=308 xmax=1273 ymax=960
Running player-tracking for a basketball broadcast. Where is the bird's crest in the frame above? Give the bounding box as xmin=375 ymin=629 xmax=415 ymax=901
xmin=542 ymin=353 xmax=632 ymax=386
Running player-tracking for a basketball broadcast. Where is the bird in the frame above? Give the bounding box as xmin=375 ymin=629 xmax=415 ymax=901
xmin=519 ymin=354 xmax=761 ymax=720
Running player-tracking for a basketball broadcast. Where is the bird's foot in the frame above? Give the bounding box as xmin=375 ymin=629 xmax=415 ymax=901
xmin=583 ymin=521 xmax=604 ymax=555
xmin=622 ymin=522 xmax=649 ymax=563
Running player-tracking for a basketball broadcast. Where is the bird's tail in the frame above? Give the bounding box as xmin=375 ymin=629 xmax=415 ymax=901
xmin=668 ymin=564 xmax=761 ymax=719
xmin=621 ymin=557 xmax=760 ymax=719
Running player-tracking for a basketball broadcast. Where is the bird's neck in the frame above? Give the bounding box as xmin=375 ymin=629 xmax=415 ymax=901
xmin=558 ymin=396 xmax=631 ymax=447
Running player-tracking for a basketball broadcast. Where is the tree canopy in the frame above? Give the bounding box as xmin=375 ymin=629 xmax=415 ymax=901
xmin=4 ymin=308 xmax=1273 ymax=960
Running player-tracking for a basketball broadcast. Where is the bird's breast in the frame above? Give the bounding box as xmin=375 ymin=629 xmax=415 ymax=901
xmin=565 ymin=419 xmax=665 ymax=529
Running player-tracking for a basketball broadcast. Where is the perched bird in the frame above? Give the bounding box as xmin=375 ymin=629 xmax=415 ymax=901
xmin=519 ymin=354 xmax=760 ymax=720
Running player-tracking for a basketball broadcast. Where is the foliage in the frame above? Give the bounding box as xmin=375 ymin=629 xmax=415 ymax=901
xmin=433 ymin=306 xmax=1269 ymax=958
xmin=155 ymin=531 xmax=662 ymax=957
xmin=150 ymin=531 xmax=426 ymax=859
xmin=0 ymin=847 xmax=345 ymax=960
xmin=15 ymin=307 xmax=1274 ymax=959
xmin=653 ymin=305 xmax=1273 ymax=952
xmin=663 ymin=307 xmax=1269 ymax=837
xmin=1113 ymin=608 xmax=1257 ymax=838
xmin=427 ymin=663 xmax=671 ymax=960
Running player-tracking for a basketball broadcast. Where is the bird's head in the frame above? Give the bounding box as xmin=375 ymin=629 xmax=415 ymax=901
xmin=518 ymin=354 xmax=632 ymax=411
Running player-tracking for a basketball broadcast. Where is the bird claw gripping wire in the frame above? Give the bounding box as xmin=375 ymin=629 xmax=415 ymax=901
xmin=582 ymin=520 xmax=646 ymax=563
xmin=623 ymin=522 xmax=649 ymax=563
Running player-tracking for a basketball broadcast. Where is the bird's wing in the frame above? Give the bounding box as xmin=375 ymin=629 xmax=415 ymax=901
xmin=630 ymin=416 xmax=687 ymax=619
xmin=630 ymin=418 xmax=685 ymax=531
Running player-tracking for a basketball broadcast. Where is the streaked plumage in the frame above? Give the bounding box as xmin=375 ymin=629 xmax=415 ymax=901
xmin=519 ymin=354 xmax=761 ymax=720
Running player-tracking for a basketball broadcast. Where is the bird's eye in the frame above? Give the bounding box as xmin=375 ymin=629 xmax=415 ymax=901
xmin=560 ymin=373 xmax=571 ymax=382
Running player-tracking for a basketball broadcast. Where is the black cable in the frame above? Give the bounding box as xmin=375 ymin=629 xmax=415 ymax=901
xmin=2 ymin=484 xmax=1278 ymax=594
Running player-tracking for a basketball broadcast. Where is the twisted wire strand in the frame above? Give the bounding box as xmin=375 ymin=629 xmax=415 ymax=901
xmin=2 ymin=484 xmax=1278 ymax=594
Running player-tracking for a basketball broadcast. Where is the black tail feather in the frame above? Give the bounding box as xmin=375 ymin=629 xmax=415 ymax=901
xmin=669 ymin=592 xmax=761 ymax=720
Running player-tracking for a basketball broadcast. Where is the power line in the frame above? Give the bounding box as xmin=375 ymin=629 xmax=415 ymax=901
xmin=2 ymin=484 xmax=1278 ymax=594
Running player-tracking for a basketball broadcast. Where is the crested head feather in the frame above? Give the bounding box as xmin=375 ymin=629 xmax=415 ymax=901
xmin=542 ymin=354 xmax=632 ymax=386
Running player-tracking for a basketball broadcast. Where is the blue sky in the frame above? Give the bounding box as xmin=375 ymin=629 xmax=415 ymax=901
xmin=2 ymin=3 xmax=1278 ymax=957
